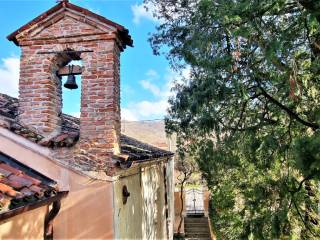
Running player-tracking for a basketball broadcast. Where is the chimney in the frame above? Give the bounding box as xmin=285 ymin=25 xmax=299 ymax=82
xmin=7 ymin=1 xmax=133 ymax=170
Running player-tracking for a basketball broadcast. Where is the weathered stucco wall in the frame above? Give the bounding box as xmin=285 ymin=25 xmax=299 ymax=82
xmin=0 ymin=131 xmax=114 ymax=239
xmin=113 ymin=161 xmax=173 ymax=240
xmin=0 ymin=206 xmax=47 ymax=240
xmin=141 ymin=164 xmax=166 ymax=240
xmin=113 ymin=170 xmax=143 ymax=239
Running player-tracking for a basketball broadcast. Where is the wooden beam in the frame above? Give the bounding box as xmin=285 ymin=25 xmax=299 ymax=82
xmin=57 ymin=65 xmax=82 ymax=76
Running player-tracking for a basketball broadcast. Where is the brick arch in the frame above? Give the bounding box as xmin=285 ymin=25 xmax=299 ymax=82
xmin=18 ymin=47 xmax=84 ymax=137
xmin=50 ymin=49 xmax=81 ymax=132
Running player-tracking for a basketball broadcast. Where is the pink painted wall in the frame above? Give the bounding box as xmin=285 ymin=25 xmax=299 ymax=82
xmin=0 ymin=131 xmax=114 ymax=239
xmin=0 ymin=206 xmax=47 ymax=240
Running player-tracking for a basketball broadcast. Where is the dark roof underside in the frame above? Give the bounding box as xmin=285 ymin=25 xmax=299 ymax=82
xmin=0 ymin=93 xmax=173 ymax=161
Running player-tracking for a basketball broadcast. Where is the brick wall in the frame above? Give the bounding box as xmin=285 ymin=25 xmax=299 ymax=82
xmin=15 ymin=13 xmax=124 ymax=173
xmin=78 ymin=41 xmax=121 ymax=171
xmin=19 ymin=46 xmax=63 ymax=136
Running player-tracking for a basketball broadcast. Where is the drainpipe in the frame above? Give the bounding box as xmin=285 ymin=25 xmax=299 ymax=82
xmin=44 ymin=200 xmax=62 ymax=240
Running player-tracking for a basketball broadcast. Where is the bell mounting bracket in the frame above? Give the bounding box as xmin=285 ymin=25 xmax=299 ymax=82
xmin=56 ymin=65 xmax=82 ymax=77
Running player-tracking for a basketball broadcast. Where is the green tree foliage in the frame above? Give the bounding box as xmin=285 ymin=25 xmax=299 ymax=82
xmin=146 ymin=0 xmax=320 ymax=238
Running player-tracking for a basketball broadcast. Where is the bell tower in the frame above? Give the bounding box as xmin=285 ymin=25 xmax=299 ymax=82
xmin=8 ymin=1 xmax=132 ymax=170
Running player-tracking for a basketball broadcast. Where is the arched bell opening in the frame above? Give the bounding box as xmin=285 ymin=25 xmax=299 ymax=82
xmin=53 ymin=49 xmax=83 ymax=118
xmin=61 ymin=60 xmax=82 ymax=117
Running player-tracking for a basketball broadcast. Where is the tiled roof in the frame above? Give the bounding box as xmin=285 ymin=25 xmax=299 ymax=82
xmin=120 ymin=135 xmax=173 ymax=161
xmin=0 ymin=152 xmax=60 ymax=214
xmin=0 ymin=93 xmax=173 ymax=161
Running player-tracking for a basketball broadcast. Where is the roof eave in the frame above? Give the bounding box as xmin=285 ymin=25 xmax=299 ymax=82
xmin=7 ymin=2 xmax=65 ymax=44
xmin=0 ymin=191 xmax=68 ymax=224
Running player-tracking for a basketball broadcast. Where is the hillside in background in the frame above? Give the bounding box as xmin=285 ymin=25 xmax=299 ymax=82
xmin=121 ymin=120 xmax=176 ymax=151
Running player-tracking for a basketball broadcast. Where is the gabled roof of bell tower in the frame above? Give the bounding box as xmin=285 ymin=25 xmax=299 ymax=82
xmin=7 ymin=0 xmax=133 ymax=49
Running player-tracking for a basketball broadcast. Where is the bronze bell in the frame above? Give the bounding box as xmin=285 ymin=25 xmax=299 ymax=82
xmin=64 ymin=65 xmax=78 ymax=89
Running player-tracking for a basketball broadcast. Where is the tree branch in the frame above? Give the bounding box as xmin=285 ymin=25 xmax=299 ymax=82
xmin=289 ymin=171 xmax=318 ymax=194
xmin=292 ymin=197 xmax=320 ymax=237
xmin=298 ymin=0 xmax=320 ymax=23
xmin=258 ymin=85 xmax=319 ymax=130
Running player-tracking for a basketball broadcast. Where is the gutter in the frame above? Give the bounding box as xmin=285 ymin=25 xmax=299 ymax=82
xmin=116 ymin=157 xmax=173 ymax=179
xmin=0 ymin=191 xmax=68 ymax=224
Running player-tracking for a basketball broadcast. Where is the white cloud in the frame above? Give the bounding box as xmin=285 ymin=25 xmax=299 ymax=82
xmin=131 ymin=2 xmax=159 ymax=25
xmin=146 ymin=69 xmax=159 ymax=78
xmin=0 ymin=57 xmax=20 ymax=97
xmin=70 ymin=112 xmax=81 ymax=118
xmin=122 ymin=67 xmax=190 ymax=121
xmin=122 ymin=108 xmax=138 ymax=121
xmin=131 ymin=1 xmax=187 ymax=25
xmin=122 ymin=100 xmax=169 ymax=121
xmin=140 ymin=80 xmax=162 ymax=97
xmin=135 ymin=100 xmax=169 ymax=117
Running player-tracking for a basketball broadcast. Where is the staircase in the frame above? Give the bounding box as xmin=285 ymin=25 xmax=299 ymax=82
xmin=184 ymin=216 xmax=211 ymax=240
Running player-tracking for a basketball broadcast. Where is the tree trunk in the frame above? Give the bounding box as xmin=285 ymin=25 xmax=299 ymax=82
xmin=177 ymin=179 xmax=186 ymax=235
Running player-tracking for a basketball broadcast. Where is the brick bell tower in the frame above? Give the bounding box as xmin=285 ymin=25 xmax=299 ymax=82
xmin=7 ymin=0 xmax=133 ymax=170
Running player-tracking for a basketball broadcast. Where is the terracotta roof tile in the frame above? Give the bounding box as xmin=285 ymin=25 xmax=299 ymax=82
xmin=29 ymin=185 xmax=44 ymax=194
xmin=1 ymin=179 xmax=26 ymax=191
xmin=0 ymin=183 xmax=19 ymax=198
xmin=0 ymin=163 xmax=22 ymax=176
xmin=20 ymin=187 xmax=34 ymax=196
xmin=0 ymin=167 xmax=12 ymax=177
xmin=0 ymin=152 xmax=59 ymax=214
xmin=19 ymin=173 xmax=42 ymax=185
xmin=0 ymin=93 xmax=174 ymax=162
xmin=8 ymin=175 xmax=34 ymax=188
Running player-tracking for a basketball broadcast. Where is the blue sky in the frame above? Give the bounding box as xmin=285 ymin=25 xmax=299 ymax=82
xmin=0 ymin=0 xmax=183 ymax=121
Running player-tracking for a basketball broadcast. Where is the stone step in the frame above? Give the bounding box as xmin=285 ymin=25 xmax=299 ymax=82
xmin=185 ymin=221 xmax=209 ymax=225
xmin=185 ymin=217 xmax=208 ymax=222
xmin=185 ymin=222 xmax=209 ymax=226
xmin=185 ymin=224 xmax=209 ymax=229
xmin=185 ymin=233 xmax=211 ymax=238
xmin=185 ymin=238 xmax=211 ymax=240
xmin=186 ymin=232 xmax=211 ymax=236
xmin=185 ymin=227 xmax=210 ymax=233
xmin=184 ymin=216 xmax=212 ymax=239
xmin=184 ymin=223 xmax=209 ymax=228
